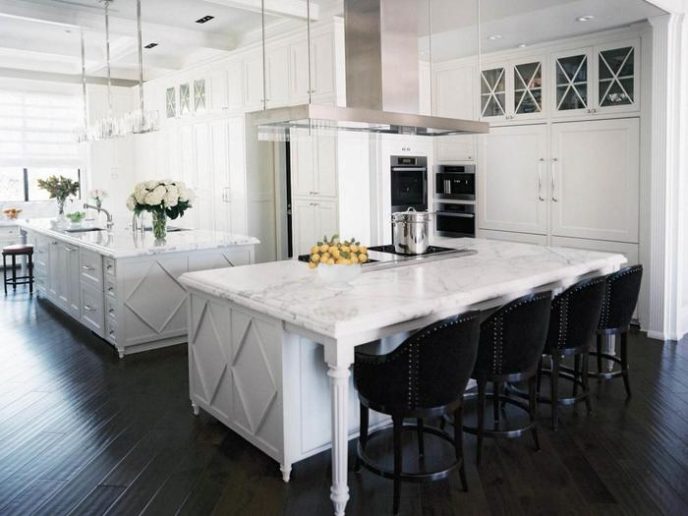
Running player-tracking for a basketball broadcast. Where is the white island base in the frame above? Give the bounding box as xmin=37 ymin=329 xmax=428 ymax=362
xmin=20 ymin=219 xmax=258 ymax=358
xmin=181 ymin=238 xmax=626 ymax=515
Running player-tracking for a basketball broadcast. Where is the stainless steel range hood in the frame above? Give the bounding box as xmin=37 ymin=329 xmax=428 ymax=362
xmin=251 ymin=0 xmax=488 ymax=137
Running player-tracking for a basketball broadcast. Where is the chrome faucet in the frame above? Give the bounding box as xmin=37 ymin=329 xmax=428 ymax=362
xmin=83 ymin=203 xmax=114 ymax=231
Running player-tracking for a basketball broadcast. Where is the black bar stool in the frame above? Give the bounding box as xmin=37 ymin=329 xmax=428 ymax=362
xmin=2 ymin=244 xmax=34 ymax=295
xmin=537 ymin=276 xmax=606 ymax=430
xmin=592 ymin=265 xmax=643 ymax=398
xmin=353 ymin=311 xmax=481 ymax=515
xmin=462 ymin=292 xmax=552 ymax=465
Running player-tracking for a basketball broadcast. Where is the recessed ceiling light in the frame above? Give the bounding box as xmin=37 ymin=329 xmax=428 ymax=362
xmin=195 ymin=15 xmax=214 ymax=24
xmin=144 ymin=42 xmax=158 ymax=49
xmin=516 ymin=43 xmax=528 ymax=48
xmin=488 ymin=34 xmax=502 ymax=41
xmin=576 ymin=15 xmax=595 ymax=22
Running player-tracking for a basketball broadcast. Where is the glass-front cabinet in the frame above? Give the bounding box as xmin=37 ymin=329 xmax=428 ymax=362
xmin=552 ymin=41 xmax=639 ymax=116
xmin=480 ymin=67 xmax=506 ymax=118
xmin=480 ymin=56 xmax=546 ymax=121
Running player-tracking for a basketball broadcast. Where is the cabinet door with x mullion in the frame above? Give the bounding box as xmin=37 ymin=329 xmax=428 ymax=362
xmin=511 ymin=56 xmax=546 ymax=120
xmin=552 ymin=47 xmax=592 ymax=117
xmin=594 ymin=41 xmax=639 ymax=114
xmin=480 ymin=65 xmax=508 ymax=121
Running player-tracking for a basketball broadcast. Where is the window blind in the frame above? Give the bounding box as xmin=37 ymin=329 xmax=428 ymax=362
xmin=0 ymin=88 xmax=83 ymax=168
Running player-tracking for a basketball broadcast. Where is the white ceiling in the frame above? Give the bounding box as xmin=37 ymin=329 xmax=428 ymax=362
xmin=0 ymin=0 xmax=668 ymax=83
xmin=419 ymin=0 xmax=666 ymax=61
xmin=0 ymin=0 xmax=336 ymax=82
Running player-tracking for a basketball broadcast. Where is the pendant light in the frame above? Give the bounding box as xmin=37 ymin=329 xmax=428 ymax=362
xmin=75 ymin=29 xmax=89 ymax=142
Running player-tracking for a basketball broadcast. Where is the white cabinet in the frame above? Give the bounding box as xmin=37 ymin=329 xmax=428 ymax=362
xmin=289 ymin=32 xmax=336 ymax=102
xmin=56 ymin=243 xmax=80 ymax=317
xmin=292 ymin=199 xmax=338 ymax=255
xmin=478 ymin=124 xmax=549 ymax=235
xmin=433 ymin=64 xmax=477 ymax=120
xmin=80 ymin=282 xmax=104 ymax=336
xmin=267 ymin=44 xmax=290 ymax=107
xmin=550 ymin=118 xmax=639 ymax=243
xmin=481 ymin=55 xmax=546 ymax=121
xmin=243 ymin=50 xmax=264 ymax=110
xmin=290 ymin=128 xmax=337 ymax=199
xmin=552 ymin=41 xmax=639 ymax=117
xmin=478 ymin=118 xmax=639 ymax=246
xmin=435 ymin=135 xmax=476 ymax=163
xmin=226 ymin=59 xmax=244 ymax=111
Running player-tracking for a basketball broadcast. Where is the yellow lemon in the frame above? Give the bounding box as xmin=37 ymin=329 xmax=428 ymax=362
xmin=359 ymin=253 xmax=368 ymax=263
xmin=310 ymin=245 xmax=320 ymax=255
xmin=340 ymin=245 xmax=350 ymax=253
xmin=350 ymin=244 xmax=359 ymax=253
xmin=359 ymin=246 xmax=367 ymax=254
xmin=308 ymin=261 xmax=317 ymax=269
xmin=327 ymin=258 xmax=335 ymax=265
xmin=321 ymin=252 xmax=330 ymax=261
xmin=319 ymin=244 xmax=329 ymax=253
xmin=311 ymin=254 xmax=320 ymax=263
xmin=351 ymin=254 xmax=359 ymax=264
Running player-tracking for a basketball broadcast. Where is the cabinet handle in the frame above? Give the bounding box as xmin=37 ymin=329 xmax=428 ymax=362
xmin=537 ymin=158 xmax=545 ymax=201
xmin=82 ymin=265 xmax=95 ymax=271
xmin=551 ymin=158 xmax=559 ymax=202
xmin=83 ymin=304 xmax=94 ymax=312
xmin=109 ymin=308 xmax=115 ymax=314
xmin=64 ymin=246 xmax=75 ymax=252
xmin=51 ymin=241 xmax=58 ymax=246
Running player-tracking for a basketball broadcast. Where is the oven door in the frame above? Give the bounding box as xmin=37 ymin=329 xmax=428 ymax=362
xmin=435 ymin=203 xmax=475 ymax=237
xmin=391 ymin=168 xmax=427 ymax=210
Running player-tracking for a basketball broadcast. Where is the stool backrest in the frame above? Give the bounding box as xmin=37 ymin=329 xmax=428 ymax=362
xmin=354 ymin=311 xmax=480 ymax=411
xmin=474 ymin=291 xmax=552 ymax=380
xmin=598 ymin=265 xmax=643 ymax=331
xmin=546 ymin=276 xmax=606 ymax=352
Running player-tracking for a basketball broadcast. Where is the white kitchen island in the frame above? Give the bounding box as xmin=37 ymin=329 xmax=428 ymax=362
xmin=19 ymin=219 xmax=259 ymax=358
xmin=179 ymin=238 xmax=626 ymax=516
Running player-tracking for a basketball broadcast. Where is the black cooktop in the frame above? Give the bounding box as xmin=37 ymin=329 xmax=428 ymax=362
xmin=367 ymin=245 xmax=457 ymax=256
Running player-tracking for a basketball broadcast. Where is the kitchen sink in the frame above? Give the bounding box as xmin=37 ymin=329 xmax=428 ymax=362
xmin=64 ymin=227 xmax=105 ymax=233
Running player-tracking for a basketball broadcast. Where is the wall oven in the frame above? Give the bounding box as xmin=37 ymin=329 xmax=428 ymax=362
xmin=436 ymin=164 xmax=476 ymax=200
xmin=435 ymin=202 xmax=475 ymax=238
xmin=390 ymin=155 xmax=428 ymax=212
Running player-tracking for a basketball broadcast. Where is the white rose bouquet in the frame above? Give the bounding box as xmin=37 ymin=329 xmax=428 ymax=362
xmin=126 ymin=180 xmax=194 ymax=239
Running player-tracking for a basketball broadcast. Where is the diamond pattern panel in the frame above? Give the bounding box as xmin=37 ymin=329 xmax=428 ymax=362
xmin=125 ymin=260 xmax=187 ymax=334
xmin=231 ymin=315 xmax=278 ymax=435
xmin=191 ymin=302 xmax=229 ymax=404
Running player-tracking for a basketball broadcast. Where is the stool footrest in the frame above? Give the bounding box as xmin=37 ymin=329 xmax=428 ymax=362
xmin=356 ymin=423 xmax=461 ymax=483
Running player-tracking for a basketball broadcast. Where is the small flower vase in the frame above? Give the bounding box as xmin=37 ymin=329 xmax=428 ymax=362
xmin=152 ymin=210 xmax=167 ymax=241
xmin=57 ymin=198 xmax=66 ymax=217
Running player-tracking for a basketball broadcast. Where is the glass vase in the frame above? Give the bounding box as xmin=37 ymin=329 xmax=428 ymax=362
xmin=152 ymin=211 xmax=167 ymax=241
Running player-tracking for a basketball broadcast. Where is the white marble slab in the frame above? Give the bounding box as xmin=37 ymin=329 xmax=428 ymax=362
xmin=179 ymin=238 xmax=626 ymax=339
xmin=17 ymin=218 xmax=260 ymax=259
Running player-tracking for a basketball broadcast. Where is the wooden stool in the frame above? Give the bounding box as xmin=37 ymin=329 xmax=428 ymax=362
xmin=2 ymin=244 xmax=34 ymax=295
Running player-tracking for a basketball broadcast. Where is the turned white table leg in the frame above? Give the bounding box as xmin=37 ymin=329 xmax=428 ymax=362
xmin=280 ymin=463 xmax=292 ymax=482
xmin=327 ymin=362 xmax=351 ymax=516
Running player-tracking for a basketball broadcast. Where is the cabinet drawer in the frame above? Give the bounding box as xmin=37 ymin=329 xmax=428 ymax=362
xmin=105 ymin=317 xmax=117 ymax=344
xmin=105 ymin=295 xmax=118 ymax=319
xmin=104 ymin=257 xmax=116 ymax=278
xmin=80 ymin=249 xmax=103 ymax=288
xmin=0 ymin=226 xmax=19 ymax=238
xmin=80 ymin=283 xmax=104 ymax=336
xmin=105 ymin=278 xmax=117 ymax=298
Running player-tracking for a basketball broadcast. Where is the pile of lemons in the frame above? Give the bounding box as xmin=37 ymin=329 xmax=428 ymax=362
xmin=308 ymin=234 xmax=368 ymax=269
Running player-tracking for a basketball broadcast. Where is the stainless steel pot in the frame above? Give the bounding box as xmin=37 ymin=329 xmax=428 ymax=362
xmin=391 ymin=208 xmax=432 ymax=255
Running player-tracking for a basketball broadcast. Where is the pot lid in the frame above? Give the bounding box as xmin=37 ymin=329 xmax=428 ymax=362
xmin=392 ymin=208 xmax=432 ymax=222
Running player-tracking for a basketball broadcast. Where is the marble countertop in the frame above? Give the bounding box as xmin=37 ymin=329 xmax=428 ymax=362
xmin=179 ymin=238 xmax=627 ymax=339
xmin=17 ymin=218 xmax=260 ymax=259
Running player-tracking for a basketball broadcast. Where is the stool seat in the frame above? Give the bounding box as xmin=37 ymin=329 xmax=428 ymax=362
xmin=2 ymin=244 xmax=33 ymax=255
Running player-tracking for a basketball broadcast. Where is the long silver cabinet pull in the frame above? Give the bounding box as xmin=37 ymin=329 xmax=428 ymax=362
xmin=538 ymin=158 xmax=545 ymax=201
xmin=551 ymin=158 xmax=559 ymax=202
xmin=83 ymin=304 xmax=94 ymax=312
xmin=82 ymin=265 xmax=95 ymax=271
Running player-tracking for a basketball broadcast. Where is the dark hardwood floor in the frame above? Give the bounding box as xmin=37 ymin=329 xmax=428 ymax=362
xmin=1 ymin=289 xmax=688 ymax=515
